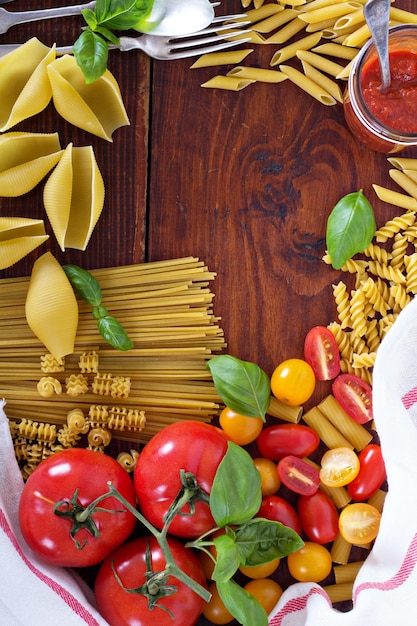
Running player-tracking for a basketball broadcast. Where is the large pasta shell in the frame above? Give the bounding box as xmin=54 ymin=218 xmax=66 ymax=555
xmin=0 ymin=217 xmax=49 ymax=269
xmin=25 ymin=252 xmax=79 ymax=360
xmin=0 ymin=38 xmax=55 ymax=132
xmin=47 ymin=55 xmax=130 ymax=141
xmin=0 ymin=132 xmax=63 ymax=197
xmin=43 ymin=143 xmax=105 ymax=251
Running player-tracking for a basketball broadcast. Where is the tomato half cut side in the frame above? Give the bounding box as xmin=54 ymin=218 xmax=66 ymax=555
xmin=277 ymin=455 xmax=320 ymax=496
xmin=332 ymin=373 xmax=373 ymax=424
xmin=338 ymin=503 xmax=381 ymax=545
xmin=304 ymin=326 xmax=341 ymax=381
xmin=319 ymin=447 xmax=360 ymax=487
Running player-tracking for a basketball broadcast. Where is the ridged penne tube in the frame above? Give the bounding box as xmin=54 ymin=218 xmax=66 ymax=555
xmin=388 ymin=157 xmax=417 ymax=171
xmin=279 ymin=64 xmax=336 ymax=105
xmin=0 ymin=38 xmax=56 ymax=132
xmin=389 ymin=6 xmax=417 ymax=24
xmin=334 ymin=561 xmax=364 ymax=583
xmin=201 ymin=75 xmax=255 ymax=90
xmin=333 ymin=6 xmax=364 ymax=30
xmin=296 ymin=49 xmax=345 ymax=77
xmin=265 ymin=17 xmax=306 ymax=44
xmin=251 ymin=9 xmax=297 ymax=33
xmin=270 ymin=32 xmax=323 ymax=65
xmin=0 ymin=132 xmax=62 ymax=197
xmin=190 ymin=49 xmax=253 ymax=68
xmin=47 ymin=55 xmax=130 ymax=141
xmin=342 ymin=22 xmax=371 ymax=47
xmin=300 ymin=60 xmax=343 ymax=102
xmin=318 ymin=395 xmax=373 ymax=450
xmin=372 ymin=184 xmax=417 ymax=211
xmin=43 ymin=143 xmax=105 ymax=251
xmin=322 ymin=582 xmax=354 ymax=603
xmin=330 ymin=533 xmax=352 ymax=564
xmin=231 ymin=4 xmax=284 ymax=24
xmin=312 ymin=42 xmax=359 ymax=60
xmin=303 ymin=406 xmax=354 ymax=449
xmin=266 ymin=395 xmax=302 ymax=423
xmin=227 ymin=66 xmax=288 ymax=83
xmin=298 ymin=2 xmax=362 ymax=24
xmin=389 ymin=168 xmax=417 ymax=198
xmin=0 ymin=217 xmax=49 ymax=269
xmin=25 ymin=252 xmax=79 ymax=360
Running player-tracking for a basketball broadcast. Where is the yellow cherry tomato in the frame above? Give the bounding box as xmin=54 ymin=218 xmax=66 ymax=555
xmin=202 ymin=582 xmax=234 ymax=624
xmin=253 ymin=457 xmax=281 ymax=496
xmin=239 ymin=557 xmax=281 ymax=579
xmin=270 ymin=359 xmax=316 ymax=406
xmin=219 ymin=406 xmax=263 ymax=445
xmin=338 ymin=502 xmax=381 ymax=545
xmin=287 ymin=542 xmax=332 ymax=582
xmin=319 ymin=447 xmax=360 ymax=487
xmin=244 ymin=578 xmax=283 ymax=614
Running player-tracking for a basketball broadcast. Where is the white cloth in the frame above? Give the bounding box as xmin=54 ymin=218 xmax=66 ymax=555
xmin=0 ymin=399 xmax=109 ymax=626
xmin=269 ymin=296 xmax=417 ymax=625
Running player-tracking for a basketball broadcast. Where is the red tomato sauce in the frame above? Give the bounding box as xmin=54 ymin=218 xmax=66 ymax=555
xmin=360 ymin=49 xmax=417 ymax=133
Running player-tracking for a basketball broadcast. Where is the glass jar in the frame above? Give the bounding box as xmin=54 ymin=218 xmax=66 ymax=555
xmin=344 ymin=24 xmax=417 ymax=154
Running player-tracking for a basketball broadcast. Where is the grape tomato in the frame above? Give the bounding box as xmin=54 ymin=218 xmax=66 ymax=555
xmin=270 ymin=358 xmax=316 ymax=406
xmin=304 ymin=326 xmax=341 ymax=381
xmin=277 ymin=455 xmax=320 ymax=496
xmin=319 ymin=447 xmax=360 ymax=487
xmin=297 ymin=490 xmax=339 ymax=544
xmin=257 ymin=495 xmax=302 ymax=535
xmin=332 ymin=373 xmax=373 ymax=424
xmin=347 ymin=443 xmax=386 ymax=501
xmin=338 ymin=503 xmax=381 ymax=545
xmin=256 ymin=423 xmax=320 ymax=461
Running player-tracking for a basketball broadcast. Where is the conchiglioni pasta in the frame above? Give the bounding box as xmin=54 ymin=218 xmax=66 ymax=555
xmin=0 ymin=217 xmax=49 ymax=269
xmin=43 ymin=143 xmax=105 ymax=251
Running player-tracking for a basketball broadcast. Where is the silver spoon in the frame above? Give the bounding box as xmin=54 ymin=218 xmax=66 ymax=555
xmin=136 ymin=0 xmax=215 ymax=36
xmin=363 ymin=0 xmax=391 ymax=92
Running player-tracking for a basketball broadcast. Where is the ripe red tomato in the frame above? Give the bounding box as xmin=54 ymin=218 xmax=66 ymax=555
xmin=257 ymin=495 xmax=302 ymax=535
xmin=134 ymin=421 xmax=228 ymax=538
xmin=347 ymin=444 xmax=386 ymax=501
xmin=256 ymin=423 xmax=320 ymax=461
xmin=297 ymin=490 xmax=339 ymax=544
xmin=277 ymin=456 xmax=320 ymax=496
xmin=332 ymin=373 xmax=373 ymax=424
xmin=304 ymin=325 xmax=341 ymax=381
xmin=95 ymin=535 xmax=207 ymax=626
xmin=18 ymin=448 xmax=137 ymax=567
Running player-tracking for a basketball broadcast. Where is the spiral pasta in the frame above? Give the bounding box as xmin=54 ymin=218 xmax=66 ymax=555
xmin=37 ymin=376 xmax=62 ymax=397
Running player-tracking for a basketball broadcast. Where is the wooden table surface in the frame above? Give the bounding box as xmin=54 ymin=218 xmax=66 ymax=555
xmin=1 ymin=0 xmax=416 ymax=624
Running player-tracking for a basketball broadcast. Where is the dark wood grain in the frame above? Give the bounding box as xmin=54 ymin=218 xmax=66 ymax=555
xmin=1 ymin=1 xmax=416 ymax=624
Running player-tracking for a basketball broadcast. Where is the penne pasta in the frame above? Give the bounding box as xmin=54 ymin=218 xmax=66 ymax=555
xmin=190 ymin=49 xmax=253 ymax=68
xmin=302 ymin=0 xmax=356 ymax=11
xmin=270 ymin=31 xmax=323 ymax=65
xmin=302 ymin=406 xmax=354 ymax=449
xmin=317 ymin=395 xmax=373 ymax=450
xmin=300 ymin=59 xmax=343 ymax=102
xmin=389 ymin=6 xmax=417 ymax=24
xmin=330 ymin=533 xmax=352 ymax=565
xmin=296 ymin=49 xmax=345 ymax=77
xmin=372 ymin=184 xmax=417 ymax=211
xmin=388 ymin=157 xmax=417 ymax=171
xmin=322 ymin=582 xmax=354 ymax=603
xmin=227 ymin=66 xmax=288 ymax=83
xmin=298 ymin=1 xmax=363 ymax=24
xmin=266 ymin=395 xmax=302 ymax=423
xmin=252 ymin=8 xmax=298 ymax=33
xmin=232 ymin=4 xmax=283 ymax=24
xmin=389 ymin=168 xmax=417 ymax=199
xmin=334 ymin=561 xmax=364 ymax=584
xmin=342 ymin=22 xmax=371 ymax=47
xmin=278 ymin=64 xmax=336 ymax=104
xmin=333 ymin=6 xmax=364 ymax=30
xmin=312 ymin=42 xmax=359 ymax=60
xmin=200 ymin=75 xmax=255 ymax=91
xmin=335 ymin=57 xmax=355 ymax=79
xmin=367 ymin=488 xmax=387 ymax=513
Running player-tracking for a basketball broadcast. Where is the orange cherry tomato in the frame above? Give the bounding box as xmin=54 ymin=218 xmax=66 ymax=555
xmin=338 ymin=503 xmax=381 ymax=545
xmin=253 ymin=457 xmax=281 ymax=496
xmin=219 ymin=407 xmax=263 ymax=445
xmin=271 ymin=359 xmax=316 ymax=406
xmin=319 ymin=447 xmax=360 ymax=487
xmin=244 ymin=578 xmax=283 ymax=614
xmin=287 ymin=542 xmax=332 ymax=583
xmin=202 ymin=583 xmax=234 ymax=624
xmin=239 ymin=557 xmax=281 ymax=579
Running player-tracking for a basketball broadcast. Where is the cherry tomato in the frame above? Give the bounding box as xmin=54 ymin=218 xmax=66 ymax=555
xmin=256 ymin=423 xmax=320 ymax=461
xmin=277 ymin=455 xmax=320 ymax=496
xmin=332 ymin=373 xmax=373 ymax=424
xmin=287 ymin=542 xmax=332 ymax=583
xmin=244 ymin=578 xmax=283 ymax=614
xmin=202 ymin=582 xmax=234 ymax=624
xmin=271 ymin=358 xmax=316 ymax=406
xmin=304 ymin=326 xmax=341 ymax=381
xmin=338 ymin=503 xmax=381 ymax=545
xmin=239 ymin=557 xmax=281 ymax=579
xmin=253 ymin=457 xmax=281 ymax=496
xmin=257 ymin=495 xmax=302 ymax=535
xmin=347 ymin=444 xmax=386 ymax=501
xmin=297 ymin=490 xmax=339 ymax=544
xmin=95 ymin=535 xmax=206 ymax=626
xmin=134 ymin=421 xmax=228 ymax=538
xmin=18 ymin=448 xmax=137 ymax=567
xmin=219 ymin=407 xmax=263 ymax=445
xmin=319 ymin=447 xmax=360 ymax=487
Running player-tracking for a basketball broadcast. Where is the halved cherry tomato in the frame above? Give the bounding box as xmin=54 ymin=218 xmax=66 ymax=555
xmin=287 ymin=542 xmax=332 ymax=583
xmin=338 ymin=503 xmax=381 ymax=545
xmin=347 ymin=444 xmax=386 ymax=501
xmin=253 ymin=457 xmax=281 ymax=496
xmin=270 ymin=358 xmax=316 ymax=406
xmin=256 ymin=423 xmax=320 ymax=461
xmin=332 ymin=373 xmax=373 ymax=424
xmin=243 ymin=579 xmax=283 ymax=614
xmin=277 ymin=455 xmax=320 ymax=496
xmin=219 ymin=407 xmax=264 ymax=445
xmin=319 ymin=447 xmax=360 ymax=487
xmin=239 ymin=557 xmax=281 ymax=579
xmin=304 ymin=326 xmax=340 ymax=381
xmin=297 ymin=490 xmax=339 ymax=544
xmin=257 ymin=495 xmax=302 ymax=535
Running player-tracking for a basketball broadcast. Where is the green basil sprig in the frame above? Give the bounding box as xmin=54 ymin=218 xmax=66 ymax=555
xmin=207 ymin=354 xmax=270 ymax=420
xmin=326 ymin=189 xmax=376 ymax=270
xmin=62 ymin=264 xmax=133 ymax=351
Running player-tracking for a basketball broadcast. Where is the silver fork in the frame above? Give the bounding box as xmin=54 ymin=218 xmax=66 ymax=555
xmin=0 ymin=1 xmax=96 ymax=33
xmin=0 ymin=16 xmax=251 ymax=60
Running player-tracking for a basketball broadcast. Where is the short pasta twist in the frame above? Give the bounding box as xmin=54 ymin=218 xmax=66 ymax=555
xmin=66 ymin=374 xmax=89 ymax=396
xmin=332 ymin=282 xmax=351 ymax=329
xmin=364 ymin=318 xmax=380 ymax=354
xmin=36 ymin=422 xmax=57 ymax=443
xmin=349 ymin=289 xmax=368 ymax=337
xmin=40 ymin=353 xmax=65 ymax=373
xmin=404 ymin=253 xmax=417 ymax=294
xmin=17 ymin=419 xmax=42 ymax=441
xmin=66 ymin=408 xmax=89 ymax=434
xmin=79 ymin=350 xmax=99 ymax=373
xmin=374 ymin=211 xmax=416 ymax=242
xmin=87 ymin=427 xmax=112 ymax=452
xmin=110 ymin=376 xmax=131 ymax=399
xmin=37 ymin=376 xmax=62 ymax=397
xmin=367 ymin=260 xmax=406 ymax=284
xmin=327 ymin=323 xmax=352 ymax=360
xmin=352 ymin=351 xmax=377 ymax=369
xmin=362 ymin=243 xmax=391 ymax=265
xmin=117 ymin=449 xmax=140 ymax=473
xmin=361 ymin=277 xmax=388 ymax=316
xmin=108 ymin=407 xmax=146 ymax=431
xmin=92 ymin=373 xmax=114 ymax=396
xmin=57 ymin=424 xmax=83 ymax=448
xmin=88 ymin=404 xmax=109 ymax=427
xmin=389 ymin=283 xmax=412 ymax=313
xmin=340 ymin=258 xmax=369 ymax=275
xmin=390 ymin=232 xmax=409 ymax=269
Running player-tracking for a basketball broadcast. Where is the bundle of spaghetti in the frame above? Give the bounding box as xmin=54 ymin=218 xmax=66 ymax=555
xmin=0 ymin=257 xmax=225 ymax=446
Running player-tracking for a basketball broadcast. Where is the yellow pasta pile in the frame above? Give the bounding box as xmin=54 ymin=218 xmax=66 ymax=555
xmin=324 ymin=156 xmax=417 ymax=384
xmin=1 ymin=257 xmax=226 ymax=476
xmin=194 ymin=0 xmax=417 ymax=101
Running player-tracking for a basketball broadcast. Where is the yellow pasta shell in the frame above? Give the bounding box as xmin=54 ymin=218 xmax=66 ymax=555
xmin=0 ymin=217 xmax=49 ymax=269
xmin=0 ymin=38 xmax=56 ymax=132
xmin=43 ymin=143 xmax=105 ymax=251
xmin=25 ymin=252 xmax=79 ymax=360
xmin=47 ymin=55 xmax=130 ymax=141
xmin=0 ymin=132 xmax=63 ymax=197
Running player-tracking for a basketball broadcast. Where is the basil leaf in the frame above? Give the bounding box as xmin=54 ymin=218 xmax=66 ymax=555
xmin=211 ymin=534 xmax=240 ymax=583
xmin=326 ymin=189 xmax=376 ymax=270
xmin=234 ymin=518 xmax=304 ymax=567
xmin=97 ymin=316 xmax=134 ymax=351
xmin=217 ymin=579 xmax=268 ymax=626
xmin=207 ymin=355 xmax=270 ymax=419
xmin=94 ymin=0 xmax=152 ymax=31
xmin=62 ymin=264 xmax=102 ymax=306
xmin=73 ymin=30 xmax=109 ymax=84
xmin=81 ymin=9 xmax=98 ymax=29
xmin=210 ymin=442 xmax=261 ymax=527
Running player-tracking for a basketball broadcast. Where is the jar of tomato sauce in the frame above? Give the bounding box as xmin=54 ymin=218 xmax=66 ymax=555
xmin=344 ymin=24 xmax=417 ymax=154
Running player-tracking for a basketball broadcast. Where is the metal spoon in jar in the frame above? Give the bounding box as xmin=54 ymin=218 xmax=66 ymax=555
xmin=363 ymin=0 xmax=391 ymax=92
